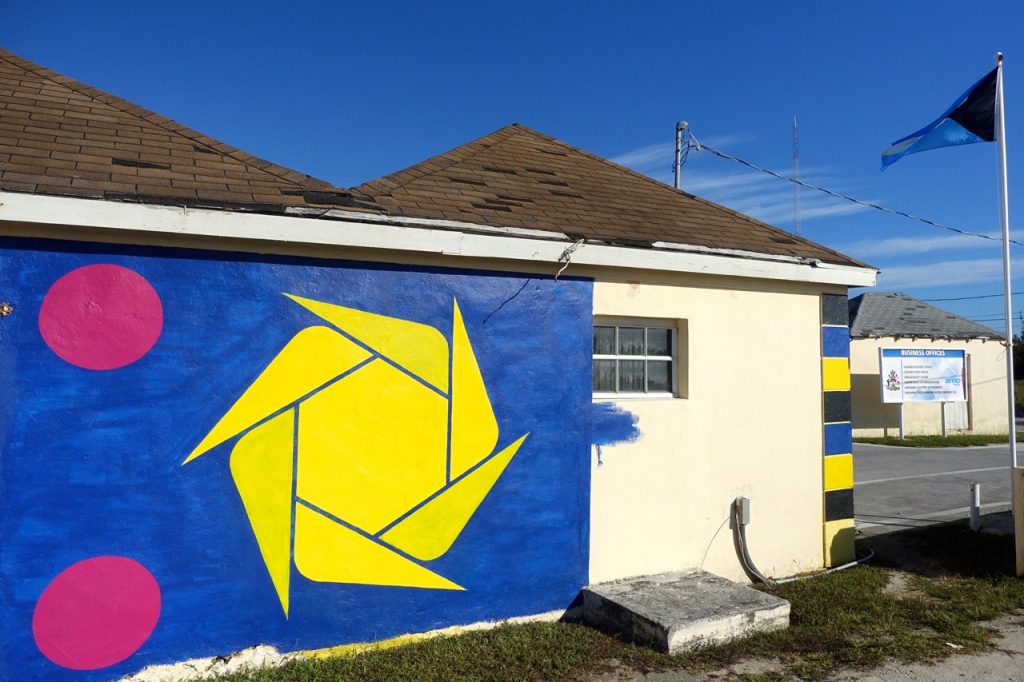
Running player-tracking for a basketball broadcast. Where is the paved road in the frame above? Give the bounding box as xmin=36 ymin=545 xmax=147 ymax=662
xmin=853 ymin=443 xmax=1014 ymax=534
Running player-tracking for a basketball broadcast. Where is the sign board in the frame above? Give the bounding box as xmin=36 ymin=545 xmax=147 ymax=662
xmin=880 ymin=348 xmax=967 ymax=403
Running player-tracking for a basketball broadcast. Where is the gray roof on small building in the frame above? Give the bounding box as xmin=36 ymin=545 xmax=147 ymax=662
xmin=848 ymin=292 xmax=1001 ymax=340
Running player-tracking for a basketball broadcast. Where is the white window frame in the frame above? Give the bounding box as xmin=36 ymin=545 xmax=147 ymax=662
xmin=593 ymin=319 xmax=677 ymax=399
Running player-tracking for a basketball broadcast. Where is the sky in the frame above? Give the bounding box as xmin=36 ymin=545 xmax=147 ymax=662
xmin=3 ymin=2 xmax=1024 ymax=332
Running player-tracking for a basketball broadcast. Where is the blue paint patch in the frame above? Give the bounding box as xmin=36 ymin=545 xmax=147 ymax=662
xmin=592 ymin=402 xmax=640 ymax=446
xmin=821 ymin=326 xmax=850 ymax=359
xmin=824 ymin=422 xmax=853 ymax=455
xmin=0 ymin=237 xmax=593 ymax=680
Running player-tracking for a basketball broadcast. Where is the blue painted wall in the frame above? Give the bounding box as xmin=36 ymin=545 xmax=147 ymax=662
xmin=0 ymin=237 xmax=593 ymax=680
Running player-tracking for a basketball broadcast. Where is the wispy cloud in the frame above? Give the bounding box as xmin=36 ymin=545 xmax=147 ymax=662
xmin=609 ymin=133 xmax=756 ymax=173
xmin=726 ymin=197 xmax=871 ymax=225
xmin=876 ymin=257 xmax=1024 ymax=290
xmin=610 ymin=142 xmax=674 ymax=169
xmin=611 ymin=135 xmax=871 ymax=228
xmin=835 ymin=231 xmax=1016 ymax=259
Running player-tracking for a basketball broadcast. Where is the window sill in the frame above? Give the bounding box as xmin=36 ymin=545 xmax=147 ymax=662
xmin=592 ymin=393 xmax=679 ymax=402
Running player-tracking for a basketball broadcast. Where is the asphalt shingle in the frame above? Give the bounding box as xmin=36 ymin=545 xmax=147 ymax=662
xmin=0 ymin=47 xmax=870 ymax=269
xmin=0 ymin=48 xmax=377 ymax=214
xmin=354 ymin=124 xmax=868 ymax=267
xmin=849 ymin=292 xmax=1001 ymax=339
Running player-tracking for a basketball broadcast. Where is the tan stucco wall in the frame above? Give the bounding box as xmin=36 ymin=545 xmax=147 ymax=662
xmin=590 ymin=276 xmax=832 ymax=584
xmin=850 ymin=337 xmax=1009 ymax=437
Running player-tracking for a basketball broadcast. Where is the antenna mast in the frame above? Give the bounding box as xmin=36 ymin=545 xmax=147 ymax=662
xmin=792 ymin=115 xmax=802 ymax=235
xmin=673 ymin=120 xmax=688 ymax=190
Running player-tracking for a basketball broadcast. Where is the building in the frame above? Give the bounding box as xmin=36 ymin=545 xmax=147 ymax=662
xmin=0 ymin=48 xmax=876 ymax=678
xmin=848 ymin=292 xmax=1007 ymax=437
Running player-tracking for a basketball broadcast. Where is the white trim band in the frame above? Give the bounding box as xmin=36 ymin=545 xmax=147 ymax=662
xmin=0 ymin=191 xmax=877 ymax=287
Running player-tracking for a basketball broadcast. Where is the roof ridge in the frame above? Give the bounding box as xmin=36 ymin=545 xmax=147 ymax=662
xmin=511 ymin=124 xmax=864 ymax=265
xmin=0 ymin=48 xmax=340 ymax=194
xmin=354 ymin=125 xmax=521 ymax=195
xmin=851 ymin=291 xmax=1001 ymax=338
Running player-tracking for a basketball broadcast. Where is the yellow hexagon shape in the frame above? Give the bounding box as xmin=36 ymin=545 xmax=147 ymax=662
xmin=184 ymin=295 xmax=527 ymax=616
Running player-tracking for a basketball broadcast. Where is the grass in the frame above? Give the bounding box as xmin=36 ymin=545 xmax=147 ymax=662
xmin=213 ymin=525 xmax=1024 ymax=682
xmin=673 ymin=525 xmax=1024 ymax=679
xmin=211 ymin=620 xmax=666 ymax=682
xmin=854 ymin=432 xmax=1024 ymax=447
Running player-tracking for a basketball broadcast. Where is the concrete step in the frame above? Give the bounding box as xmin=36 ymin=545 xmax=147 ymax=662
xmin=581 ymin=570 xmax=790 ymax=653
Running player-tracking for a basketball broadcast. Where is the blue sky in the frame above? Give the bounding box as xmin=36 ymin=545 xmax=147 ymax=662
xmin=4 ymin=2 xmax=1023 ymax=331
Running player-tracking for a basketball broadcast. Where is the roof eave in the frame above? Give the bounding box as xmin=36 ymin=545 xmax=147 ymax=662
xmin=0 ymin=191 xmax=877 ymax=287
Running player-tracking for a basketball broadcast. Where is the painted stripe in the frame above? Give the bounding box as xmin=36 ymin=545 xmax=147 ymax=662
xmin=824 ymin=422 xmax=853 ymax=456
xmin=857 ymin=466 xmax=1007 ymax=486
xmin=823 ymin=391 xmax=851 ymax=424
xmin=824 ymin=488 xmax=854 ymax=521
xmin=822 ymin=358 xmax=850 ymax=391
xmin=822 ymin=326 xmax=850 ymax=359
xmin=821 ymin=294 xmax=849 ymax=326
xmin=824 ymin=454 xmax=854 ymax=491
xmin=854 ymin=501 xmax=1012 ymax=530
xmin=824 ymin=518 xmax=856 ymax=567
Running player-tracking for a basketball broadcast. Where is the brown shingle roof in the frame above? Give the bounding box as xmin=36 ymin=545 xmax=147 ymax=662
xmin=0 ymin=47 xmax=868 ymax=270
xmin=355 ymin=124 xmax=868 ymax=267
xmin=0 ymin=48 xmax=377 ymax=213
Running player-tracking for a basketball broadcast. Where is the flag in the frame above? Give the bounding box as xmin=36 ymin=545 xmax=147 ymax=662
xmin=881 ymin=67 xmax=998 ymax=169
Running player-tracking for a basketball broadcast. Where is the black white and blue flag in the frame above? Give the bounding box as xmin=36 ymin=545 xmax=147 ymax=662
xmin=881 ymin=67 xmax=997 ymax=169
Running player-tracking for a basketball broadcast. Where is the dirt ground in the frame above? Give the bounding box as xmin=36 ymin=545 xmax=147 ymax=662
xmin=593 ymin=513 xmax=1024 ymax=682
xmin=592 ymin=609 xmax=1024 ymax=681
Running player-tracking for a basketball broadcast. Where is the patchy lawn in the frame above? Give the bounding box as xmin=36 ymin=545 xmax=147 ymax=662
xmin=854 ymin=432 xmax=1024 ymax=447
xmin=213 ymin=525 xmax=1024 ymax=682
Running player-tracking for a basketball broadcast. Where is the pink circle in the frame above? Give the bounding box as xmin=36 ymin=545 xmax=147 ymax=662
xmin=33 ymin=556 xmax=161 ymax=671
xmin=39 ymin=264 xmax=163 ymax=370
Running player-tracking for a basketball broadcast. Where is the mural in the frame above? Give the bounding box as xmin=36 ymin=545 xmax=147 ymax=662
xmin=0 ymin=238 xmax=592 ymax=680
xmin=184 ymin=295 xmax=528 ymax=615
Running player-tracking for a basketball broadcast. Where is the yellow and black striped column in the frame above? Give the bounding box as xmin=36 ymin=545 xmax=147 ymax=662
xmin=821 ymin=294 xmax=855 ymax=566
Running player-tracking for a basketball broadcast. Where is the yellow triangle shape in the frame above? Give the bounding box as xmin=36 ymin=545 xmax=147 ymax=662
xmin=293 ymin=503 xmax=463 ymax=590
xmin=285 ymin=294 xmax=450 ymax=393
xmin=449 ymin=300 xmax=499 ymax=479
xmin=229 ymin=409 xmax=295 ymax=616
xmin=185 ymin=325 xmax=369 ymax=463
xmin=382 ymin=434 xmax=527 ymax=561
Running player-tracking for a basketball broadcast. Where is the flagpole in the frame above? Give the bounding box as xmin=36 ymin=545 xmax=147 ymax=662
xmin=997 ymin=53 xmax=1024 ymax=576
xmin=997 ymin=54 xmax=1016 ymax=468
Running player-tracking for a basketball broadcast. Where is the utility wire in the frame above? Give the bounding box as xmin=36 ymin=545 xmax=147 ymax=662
xmin=924 ymin=292 xmax=1024 ymax=302
xmin=687 ymin=137 xmax=1024 ymax=247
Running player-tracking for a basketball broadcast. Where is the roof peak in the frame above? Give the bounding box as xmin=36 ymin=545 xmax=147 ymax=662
xmin=849 ymin=291 xmax=1000 ymax=339
xmin=356 ymin=122 xmax=869 ymax=267
xmin=0 ymin=48 xmax=380 ymax=213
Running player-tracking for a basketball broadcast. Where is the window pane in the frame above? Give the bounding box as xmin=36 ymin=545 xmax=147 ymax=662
xmin=593 ymin=359 xmax=616 ymax=392
xmin=593 ymin=326 xmax=616 ymax=355
xmin=618 ymin=327 xmax=645 ymax=355
xmin=647 ymin=360 xmax=672 ymax=392
xmin=619 ymin=359 xmax=645 ymax=391
xmin=647 ymin=328 xmax=671 ymax=356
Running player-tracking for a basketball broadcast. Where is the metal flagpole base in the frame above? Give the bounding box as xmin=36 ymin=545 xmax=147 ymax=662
xmin=1014 ymin=467 xmax=1024 ymax=576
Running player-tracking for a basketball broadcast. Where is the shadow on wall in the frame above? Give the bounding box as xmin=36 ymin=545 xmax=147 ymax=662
xmin=830 ymin=526 xmax=857 ymax=566
xmin=851 ymin=373 xmax=901 ymax=432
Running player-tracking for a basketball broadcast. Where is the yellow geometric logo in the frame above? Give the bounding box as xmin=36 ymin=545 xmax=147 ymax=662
xmin=184 ymin=294 xmax=527 ymax=616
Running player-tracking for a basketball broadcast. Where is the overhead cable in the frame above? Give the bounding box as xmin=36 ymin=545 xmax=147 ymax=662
xmin=924 ymin=292 xmax=1024 ymax=302
xmin=686 ymin=136 xmax=1024 ymax=247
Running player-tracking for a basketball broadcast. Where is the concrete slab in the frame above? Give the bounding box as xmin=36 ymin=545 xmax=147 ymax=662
xmin=581 ymin=570 xmax=790 ymax=654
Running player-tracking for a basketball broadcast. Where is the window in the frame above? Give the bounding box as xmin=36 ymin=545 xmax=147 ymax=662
xmin=593 ymin=323 xmax=675 ymax=396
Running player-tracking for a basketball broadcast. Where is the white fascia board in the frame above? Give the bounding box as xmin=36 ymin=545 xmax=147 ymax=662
xmin=0 ymin=191 xmax=877 ymax=287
